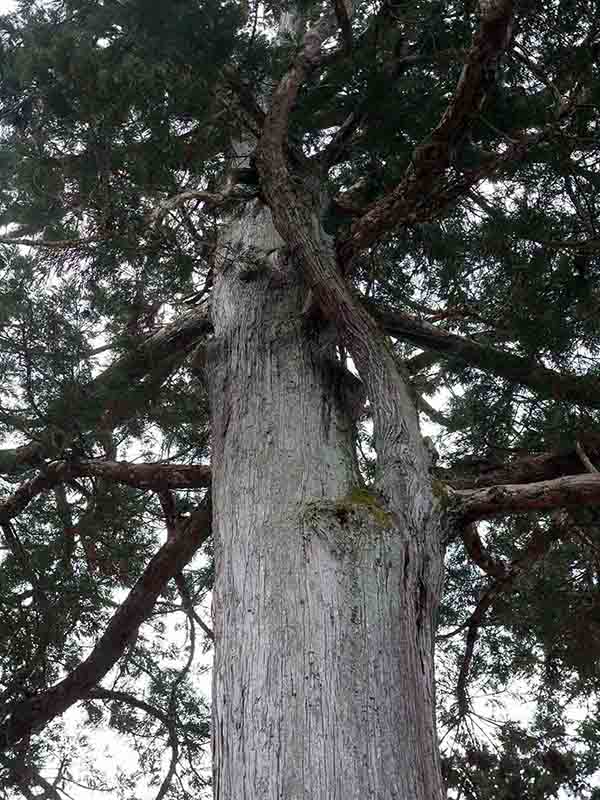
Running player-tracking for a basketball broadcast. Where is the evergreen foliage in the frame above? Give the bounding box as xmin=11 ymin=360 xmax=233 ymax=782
xmin=0 ymin=0 xmax=599 ymax=797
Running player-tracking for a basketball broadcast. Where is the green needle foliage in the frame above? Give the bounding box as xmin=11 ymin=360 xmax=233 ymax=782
xmin=0 ymin=0 xmax=599 ymax=797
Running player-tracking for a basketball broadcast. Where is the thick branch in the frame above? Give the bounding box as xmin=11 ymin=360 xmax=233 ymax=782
xmin=0 ymin=303 xmax=212 ymax=475
xmin=258 ymin=4 xmax=432 ymax=515
xmin=0 ymin=460 xmax=210 ymax=531
xmin=368 ymin=299 xmax=600 ymax=409
xmin=0 ymin=501 xmax=211 ymax=752
xmin=0 ymin=235 xmax=101 ymax=250
xmin=437 ymin=442 xmax=600 ymax=489
xmin=77 ymin=460 xmax=211 ymax=492
xmin=455 ymin=474 xmax=600 ymax=521
xmin=339 ymin=0 xmax=514 ymax=263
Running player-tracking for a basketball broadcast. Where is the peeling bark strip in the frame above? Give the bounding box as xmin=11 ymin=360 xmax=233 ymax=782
xmin=338 ymin=0 xmax=514 ymax=264
xmin=456 ymin=473 xmax=600 ymax=521
xmin=368 ymin=300 xmax=600 ymax=409
xmin=0 ymin=503 xmax=211 ymax=752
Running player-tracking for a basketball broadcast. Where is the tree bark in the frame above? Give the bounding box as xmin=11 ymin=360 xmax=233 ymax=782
xmin=208 ymin=199 xmax=446 ymax=799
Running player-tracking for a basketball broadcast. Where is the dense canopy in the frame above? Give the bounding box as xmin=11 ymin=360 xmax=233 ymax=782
xmin=1 ymin=0 xmax=600 ymax=797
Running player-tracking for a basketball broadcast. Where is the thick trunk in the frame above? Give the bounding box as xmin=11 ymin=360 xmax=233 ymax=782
xmin=208 ymin=200 xmax=445 ymax=799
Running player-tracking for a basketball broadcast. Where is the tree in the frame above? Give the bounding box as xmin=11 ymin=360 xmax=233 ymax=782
xmin=0 ymin=0 xmax=600 ymax=797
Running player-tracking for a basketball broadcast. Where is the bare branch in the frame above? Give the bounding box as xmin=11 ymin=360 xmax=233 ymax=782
xmin=455 ymin=473 xmax=600 ymax=522
xmin=460 ymin=524 xmax=506 ymax=579
xmin=320 ymin=110 xmax=364 ymax=170
xmin=0 ymin=235 xmax=101 ymax=250
xmin=175 ymin=571 xmax=214 ymax=641
xmin=79 ymin=460 xmax=212 ymax=492
xmin=437 ymin=436 xmax=600 ymax=489
xmin=259 ymin=11 xmax=341 ymax=157
xmin=518 ymin=236 xmax=600 ymax=253
xmin=0 ymin=500 xmax=211 ymax=752
xmin=576 ymin=440 xmax=599 ymax=473
xmin=415 ymin=393 xmax=452 ymax=428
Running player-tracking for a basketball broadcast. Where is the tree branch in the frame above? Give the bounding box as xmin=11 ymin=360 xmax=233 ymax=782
xmin=175 ymin=571 xmax=214 ymax=641
xmin=367 ymin=298 xmax=600 ymax=409
xmin=0 ymin=303 xmax=212 ymax=475
xmin=86 ymin=687 xmax=170 ymax=727
xmin=460 ymin=524 xmax=506 ymax=579
xmin=576 ymin=440 xmax=599 ymax=473
xmin=78 ymin=460 xmax=212 ymax=492
xmin=455 ymin=473 xmax=600 ymax=522
xmin=0 ymin=461 xmax=211 ymax=525
xmin=0 ymin=500 xmax=211 ymax=752
xmin=0 ymin=235 xmax=102 ymax=250
xmin=455 ymin=516 xmax=562 ymax=714
xmin=338 ymin=0 xmax=514 ymax=264
xmin=436 ymin=441 xmax=600 ymax=489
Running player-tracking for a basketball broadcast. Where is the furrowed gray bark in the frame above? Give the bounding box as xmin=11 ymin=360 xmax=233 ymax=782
xmin=208 ymin=197 xmax=445 ymax=799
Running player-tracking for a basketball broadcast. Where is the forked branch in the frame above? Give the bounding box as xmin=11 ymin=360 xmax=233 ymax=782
xmin=257 ymin=3 xmax=432 ymax=512
xmin=338 ymin=0 xmax=514 ymax=264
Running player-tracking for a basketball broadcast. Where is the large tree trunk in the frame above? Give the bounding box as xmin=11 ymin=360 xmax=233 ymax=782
xmin=208 ymin=199 xmax=446 ymax=799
